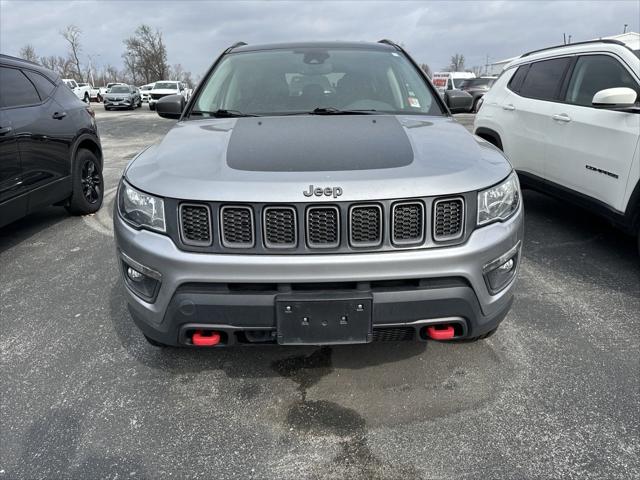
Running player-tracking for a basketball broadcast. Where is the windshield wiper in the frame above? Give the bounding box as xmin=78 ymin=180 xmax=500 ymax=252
xmin=191 ymin=109 xmax=259 ymax=118
xmin=309 ymin=107 xmax=378 ymax=115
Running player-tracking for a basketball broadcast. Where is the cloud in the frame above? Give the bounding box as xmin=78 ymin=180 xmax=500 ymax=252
xmin=1 ymin=0 xmax=638 ymax=79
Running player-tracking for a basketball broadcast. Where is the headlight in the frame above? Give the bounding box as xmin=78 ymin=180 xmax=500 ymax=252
xmin=477 ymin=172 xmax=520 ymax=226
xmin=118 ymin=180 xmax=166 ymax=232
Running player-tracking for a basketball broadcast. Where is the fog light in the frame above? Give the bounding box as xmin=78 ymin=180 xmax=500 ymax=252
xmin=120 ymin=251 xmax=161 ymax=302
xmin=127 ymin=267 xmax=144 ymax=282
xmin=483 ymin=242 xmax=521 ymax=294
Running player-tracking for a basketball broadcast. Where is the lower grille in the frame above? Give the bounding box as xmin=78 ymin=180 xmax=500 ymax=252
xmin=150 ymin=93 xmax=169 ymax=100
xmin=263 ymin=207 xmax=297 ymax=248
xmin=179 ymin=204 xmax=212 ymax=246
xmin=350 ymin=205 xmax=382 ymax=247
xmin=392 ymin=202 xmax=424 ymax=245
xmin=434 ymin=198 xmax=464 ymax=241
xmin=373 ymin=327 xmax=415 ymax=342
xmin=307 ymin=206 xmax=339 ymax=248
xmin=221 ymin=206 xmax=254 ymax=248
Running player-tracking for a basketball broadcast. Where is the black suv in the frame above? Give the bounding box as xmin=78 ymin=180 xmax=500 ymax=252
xmin=0 ymin=55 xmax=103 ymax=228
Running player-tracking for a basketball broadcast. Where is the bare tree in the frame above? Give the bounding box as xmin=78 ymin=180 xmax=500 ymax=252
xmin=470 ymin=65 xmax=484 ymax=76
xmin=419 ymin=63 xmax=432 ymax=79
xmin=123 ymin=25 xmax=169 ymax=84
xmin=19 ymin=45 xmax=39 ymax=63
xmin=40 ymin=55 xmax=75 ymax=77
xmin=61 ymin=25 xmax=83 ymax=81
xmin=449 ymin=54 xmax=465 ymax=72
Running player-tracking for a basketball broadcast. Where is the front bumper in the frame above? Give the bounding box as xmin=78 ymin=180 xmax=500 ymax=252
xmin=114 ymin=206 xmax=523 ymax=346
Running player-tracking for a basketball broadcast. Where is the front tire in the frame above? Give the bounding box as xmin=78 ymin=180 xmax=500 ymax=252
xmin=149 ymin=103 xmax=155 ymax=111
xmin=65 ymin=149 xmax=103 ymax=215
xmin=83 ymin=93 xmax=90 ymax=103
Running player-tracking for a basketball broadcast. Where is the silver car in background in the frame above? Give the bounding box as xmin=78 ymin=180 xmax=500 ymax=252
xmin=104 ymin=84 xmax=142 ymax=110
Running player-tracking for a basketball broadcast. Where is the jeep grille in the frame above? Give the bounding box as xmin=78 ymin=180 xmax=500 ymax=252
xmin=179 ymin=204 xmax=212 ymax=246
xmin=175 ymin=196 xmax=469 ymax=254
xmin=392 ymin=202 xmax=424 ymax=245
xmin=263 ymin=207 xmax=297 ymax=248
xmin=350 ymin=205 xmax=382 ymax=247
xmin=433 ymin=198 xmax=464 ymax=241
xmin=221 ymin=206 xmax=254 ymax=248
xmin=306 ymin=206 xmax=339 ymax=248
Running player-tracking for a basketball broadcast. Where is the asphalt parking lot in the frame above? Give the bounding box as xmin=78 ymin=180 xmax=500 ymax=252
xmin=1 ymin=107 xmax=639 ymax=479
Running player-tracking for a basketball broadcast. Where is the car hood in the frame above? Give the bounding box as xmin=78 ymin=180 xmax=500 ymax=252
xmin=125 ymin=115 xmax=512 ymax=202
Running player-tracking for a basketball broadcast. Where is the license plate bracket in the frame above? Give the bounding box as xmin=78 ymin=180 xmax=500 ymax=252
xmin=276 ymin=294 xmax=372 ymax=345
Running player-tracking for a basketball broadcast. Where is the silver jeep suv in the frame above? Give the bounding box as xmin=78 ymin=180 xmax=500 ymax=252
xmin=114 ymin=40 xmax=524 ymax=348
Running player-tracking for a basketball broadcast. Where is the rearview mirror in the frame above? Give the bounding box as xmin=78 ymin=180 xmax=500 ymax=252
xmin=444 ymin=89 xmax=473 ymax=114
xmin=592 ymin=87 xmax=637 ymax=108
xmin=156 ymin=94 xmax=185 ymax=119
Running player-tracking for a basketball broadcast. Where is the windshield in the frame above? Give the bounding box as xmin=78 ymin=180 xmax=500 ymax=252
xmin=191 ymin=47 xmax=443 ymax=116
xmin=154 ymin=82 xmax=178 ymax=90
xmin=110 ymin=86 xmax=130 ymax=93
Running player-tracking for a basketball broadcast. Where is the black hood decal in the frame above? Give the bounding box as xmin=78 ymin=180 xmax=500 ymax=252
xmin=226 ymin=115 xmax=413 ymax=172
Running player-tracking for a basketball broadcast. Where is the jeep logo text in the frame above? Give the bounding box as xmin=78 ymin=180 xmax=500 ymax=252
xmin=303 ymin=185 xmax=343 ymax=198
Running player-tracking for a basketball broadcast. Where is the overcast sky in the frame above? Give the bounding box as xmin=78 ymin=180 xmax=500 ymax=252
xmin=1 ymin=0 xmax=638 ymax=79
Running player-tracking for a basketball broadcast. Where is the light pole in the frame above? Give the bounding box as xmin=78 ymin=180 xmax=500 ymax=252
xmin=624 ymin=24 xmax=628 ymax=33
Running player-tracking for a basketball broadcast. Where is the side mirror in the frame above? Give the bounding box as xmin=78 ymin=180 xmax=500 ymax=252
xmin=156 ymin=94 xmax=185 ymax=119
xmin=445 ymin=89 xmax=473 ymax=114
xmin=592 ymin=87 xmax=637 ymax=108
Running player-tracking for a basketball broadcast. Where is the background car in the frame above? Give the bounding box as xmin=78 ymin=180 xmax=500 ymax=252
xmin=474 ymin=38 xmax=640 ymax=252
xmin=62 ymin=78 xmax=91 ymax=102
xmin=0 ymin=55 xmax=103 ymax=227
xmin=139 ymin=82 xmax=155 ymax=102
xmin=103 ymin=84 xmax=142 ymax=110
xmin=458 ymin=76 xmax=497 ymax=112
xmin=148 ymin=80 xmax=186 ymax=110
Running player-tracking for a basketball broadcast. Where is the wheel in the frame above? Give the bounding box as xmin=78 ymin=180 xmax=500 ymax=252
xmin=65 ymin=149 xmax=103 ymax=215
xmin=83 ymin=92 xmax=90 ymax=103
xmin=104 ymin=106 xmax=110 ymax=111
xmin=149 ymin=103 xmax=155 ymax=111
xmin=144 ymin=334 xmax=168 ymax=347
xmin=97 ymin=94 xmax=103 ymax=103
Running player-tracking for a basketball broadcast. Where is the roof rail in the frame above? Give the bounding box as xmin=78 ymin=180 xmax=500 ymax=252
xmin=0 ymin=53 xmax=41 ymax=67
xmin=521 ymin=38 xmax=626 ymax=57
xmin=226 ymin=42 xmax=247 ymax=53
xmin=378 ymin=39 xmax=402 ymax=50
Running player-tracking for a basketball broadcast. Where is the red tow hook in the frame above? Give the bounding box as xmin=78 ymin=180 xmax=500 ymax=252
xmin=426 ymin=325 xmax=455 ymax=340
xmin=192 ymin=330 xmax=221 ymax=346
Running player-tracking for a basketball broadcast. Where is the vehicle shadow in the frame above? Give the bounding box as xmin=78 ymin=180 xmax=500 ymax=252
xmin=0 ymin=207 xmax=69 ymax=255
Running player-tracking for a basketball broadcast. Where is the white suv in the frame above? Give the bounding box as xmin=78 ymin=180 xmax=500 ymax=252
xmin=474 ymin=38 xmax=640 ymax=250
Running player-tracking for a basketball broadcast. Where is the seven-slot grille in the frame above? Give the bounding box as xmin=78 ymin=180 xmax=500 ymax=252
xmin=179 ymin=204 xmax=212 ymax=246
xmin=434 ymin=198 xmax=464 ymax=241
xmin=221 ymin=206 xmax=254 ymax=248
xmin=392 ymin=202 xmax=424 ymax=245
xmin=263 ymin=207 xmax=297 ymax=248
xmin=177 ymin=198 xmax=466 ymax=251
xmin=306 ymin=206 xmax=340 ymax=248
xmin=350 ymin=205 xmax=382 ymax=247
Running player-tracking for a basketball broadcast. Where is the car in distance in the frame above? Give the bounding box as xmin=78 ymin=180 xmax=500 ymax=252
xmin=104 ymin=84 xmax=142 ymax=110
xmin=459 ymin=76 xmax=497 ymax=112
xmin=63 ymin=78 xmax=91 ymax=103
xmin=432 ymin=71 xmax=476 ymax=94
xmin=148 ymin=81 xmax=186 ymax=110
xmin=0 ymin=55 xmax=104 ymax=228
xmin=114 ymin=40 xmax=523 ymax=348
xmin=474 ymin=38 xmax=640 ymax=252
xmin=139 ymin=82 xmax=155 ymax=103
